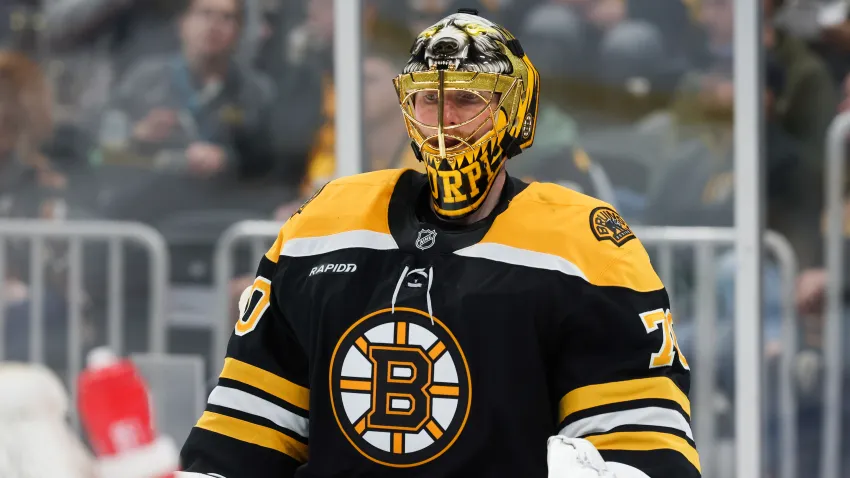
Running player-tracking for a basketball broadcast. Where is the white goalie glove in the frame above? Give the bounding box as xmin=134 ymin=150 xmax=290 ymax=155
xmin=547 ymin=436 xmax=651 ymax=478
xmin=547 ymin=436 xmax=616 ymax=478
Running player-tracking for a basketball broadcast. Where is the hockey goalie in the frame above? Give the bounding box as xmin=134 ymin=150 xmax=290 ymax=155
xmin=178 ymin=7 xmax=700 ymax=478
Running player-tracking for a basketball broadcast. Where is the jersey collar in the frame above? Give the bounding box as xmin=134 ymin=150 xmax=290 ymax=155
xmin=388 ymin=169 xmax=528 ymax=255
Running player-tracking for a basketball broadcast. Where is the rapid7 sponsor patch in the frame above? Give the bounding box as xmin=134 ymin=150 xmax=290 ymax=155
xmin=309 ymin=263 xmax=357 ymax=276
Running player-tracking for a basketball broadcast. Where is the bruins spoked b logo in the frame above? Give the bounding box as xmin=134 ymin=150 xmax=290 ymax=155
xmin=330 ymin=308 xmax=471 ymax=467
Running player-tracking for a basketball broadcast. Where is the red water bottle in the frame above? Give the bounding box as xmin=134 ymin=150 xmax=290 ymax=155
xmin=77 ymin=347 xmax=179 ymax=478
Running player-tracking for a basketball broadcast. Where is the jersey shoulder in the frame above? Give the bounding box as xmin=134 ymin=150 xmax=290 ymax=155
xmin=484 ymin=181 xmax=663 ymax=292
xmin=265 ymin=169 xmax=408 ymax=261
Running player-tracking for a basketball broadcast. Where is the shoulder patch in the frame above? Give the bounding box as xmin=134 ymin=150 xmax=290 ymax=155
xmin=589 ymin=207 xmax=635 ymax=247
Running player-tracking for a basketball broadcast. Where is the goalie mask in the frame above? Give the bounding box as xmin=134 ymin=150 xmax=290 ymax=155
xmin=393 ymin=10 xmax=540 ymax=218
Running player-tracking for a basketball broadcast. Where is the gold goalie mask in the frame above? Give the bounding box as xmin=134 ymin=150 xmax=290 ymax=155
xmin=393 ymin=10 xmax=540 ymax=218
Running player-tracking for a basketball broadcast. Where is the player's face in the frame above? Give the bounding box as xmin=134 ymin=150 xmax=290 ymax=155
xmin=412 ymin=90 xmax=500 ymax=150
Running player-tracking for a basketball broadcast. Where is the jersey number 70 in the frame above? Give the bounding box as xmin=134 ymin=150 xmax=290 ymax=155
xmin=235 ymin=277 xmax=272 ymax=336
xmin=639 ymin=308 xmax=690 ymax=370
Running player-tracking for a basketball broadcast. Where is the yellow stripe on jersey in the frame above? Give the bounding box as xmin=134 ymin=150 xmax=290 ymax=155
xmin=292 ymin=170 xmax=404 ymax=237
xmin=558 ymin=377 xmax=690 ymax=424
xmin=264 ymin=169 xmax=407 ymax=262
xmin=221 ymin=358 xmax=310 ymax=411
xmin=481 ymin=183 xmax=663 ymax=293
xmin=196 ymin=411 xmax=309 ymax=463
xmin=587 ymin=431 xmax=701 ymax=473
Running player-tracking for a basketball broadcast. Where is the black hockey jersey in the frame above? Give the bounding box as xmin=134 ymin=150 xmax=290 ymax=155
xmin=180 ymin=168 xmax=700 ymax=477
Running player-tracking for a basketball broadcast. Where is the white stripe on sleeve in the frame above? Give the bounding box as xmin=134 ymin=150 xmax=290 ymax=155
xmin=560 ymin=406 xmax=693 ymax=440
xmin=207 ymin=386 xmax=309 ymax=439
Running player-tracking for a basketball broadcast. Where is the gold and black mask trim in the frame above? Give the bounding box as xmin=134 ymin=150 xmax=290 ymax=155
xmin=393 ymin=11 xmax=540 ymax=218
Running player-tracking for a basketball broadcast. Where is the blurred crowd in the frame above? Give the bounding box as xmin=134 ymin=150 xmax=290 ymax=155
xmin=5 ymin=0 xmax=850 ymax=475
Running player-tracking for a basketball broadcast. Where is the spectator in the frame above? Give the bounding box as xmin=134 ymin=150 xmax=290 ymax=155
xmin=646 ymin=0 xmax=832 ymax=258
xmin=765 ymin=0 xmax=838 ymax=270
xmin=85 ymin=2 xmax=296 ymax=363
xmin=87 ymin=0 xmax=282 ymax=230
xmin=776 ymin=0 xmax=850 ymax=83
xmin=690 ymin=0 xmax=836 ymax=164
xmin=94 ymin=0 xmax=279 ymax=224
xmin=0 ymin=50 xmax=65 ymax=221
xmin=42 ymin=0 xmax=265 ymax=135
xmin=644 ymin=50 xmax=801 ymax=229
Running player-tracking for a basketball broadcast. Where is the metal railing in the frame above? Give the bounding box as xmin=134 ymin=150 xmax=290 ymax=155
xmin=821 ymin=111 xmax=850 ymax=478
xmin=212 ymin=220 xmax=281 ymax=373
xmin=635 ymin=226 xmax=799 ymax=478
xmin=0 ymin=219 xmax=169 ymax=405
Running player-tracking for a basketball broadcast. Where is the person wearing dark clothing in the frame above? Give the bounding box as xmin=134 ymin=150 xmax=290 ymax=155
xmin=644 ymin=52 xmax=801 ymax=231
xmin=94 ymin=0 xmax=287 ymax=225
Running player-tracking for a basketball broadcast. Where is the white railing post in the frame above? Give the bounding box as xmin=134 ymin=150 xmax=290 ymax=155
xmin=820 ymin=110 xmax=850 ymax=478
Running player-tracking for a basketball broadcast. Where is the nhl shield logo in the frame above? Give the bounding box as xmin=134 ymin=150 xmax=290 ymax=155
xmin=415 ymin=229 xmax=437 ymax=250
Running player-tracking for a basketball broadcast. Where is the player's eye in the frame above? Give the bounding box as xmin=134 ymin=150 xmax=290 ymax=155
xmin=421 ymin=93 xmax=438 ymax=104
xmin=457 ymin=92 xmax=485 ymax=105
